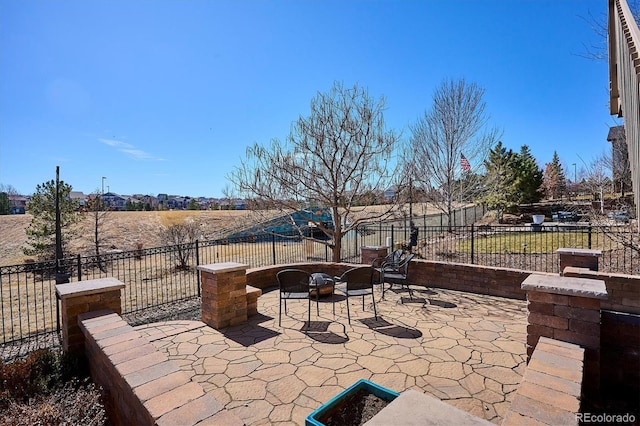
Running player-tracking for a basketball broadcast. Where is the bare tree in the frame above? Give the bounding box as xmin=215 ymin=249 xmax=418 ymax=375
xmin=164 ymin=220 xmax=201 ymax=270
xmin=409 ymin=78 xmax=501 ymax=230
xmin=0 ymin=183 xmax=19 ymax=195
xmin=579 ymin=0 xmax=640 ymax=61
xmin=85 ymin=191 xmax=111 ymax=272
xmin=580 ymin=152 xmax=612 ymax=214
xmin=229 ymin=82 xmax=405 ymax=262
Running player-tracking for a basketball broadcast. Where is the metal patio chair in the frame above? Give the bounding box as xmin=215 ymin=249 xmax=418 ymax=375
xmin=334 ymin=266 xmax=377 ymax=324
xmin=277 ymin=269 xmax=314 ymax=327
xmin=375 ymin=252 xmax=415 ymax=301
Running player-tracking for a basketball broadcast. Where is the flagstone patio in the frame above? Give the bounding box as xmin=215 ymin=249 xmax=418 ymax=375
xmin=135 ymin=285 xmax=527 ymax=425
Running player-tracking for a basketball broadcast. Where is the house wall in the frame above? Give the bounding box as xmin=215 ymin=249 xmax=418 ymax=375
xmin=608 ymin=0 xmax=640 ymax=226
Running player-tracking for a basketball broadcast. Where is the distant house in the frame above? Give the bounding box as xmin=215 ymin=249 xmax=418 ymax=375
xmin=69 ymin=191 xmax=87 ymax=207
xmin=9 ymin=194 xmax=27 ymax=214
xmin=134 ymin=194 xmax=158 ymax=209
xmin=157 ymin=193 xmax=168 ymax=209
xmin=101 ymin=192 xmax=127 ymax=210
xmin=196 ymin=197 xmax=211 ymax=209
xmin=383 ymin=186 xmax=397 ymax=200
xmin=167 ymin=196 xmax=188 ymax=210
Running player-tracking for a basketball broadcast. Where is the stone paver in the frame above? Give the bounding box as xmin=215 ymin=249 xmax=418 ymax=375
xmin=136 ymin=286 xmax=527 ymax=425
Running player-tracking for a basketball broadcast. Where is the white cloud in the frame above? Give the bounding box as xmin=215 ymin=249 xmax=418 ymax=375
xmin=99 ymin=138 xmax=165 ymax=161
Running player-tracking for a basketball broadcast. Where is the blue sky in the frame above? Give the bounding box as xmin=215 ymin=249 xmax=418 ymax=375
xmin=0 ymin=0 xmax=616 ymax=198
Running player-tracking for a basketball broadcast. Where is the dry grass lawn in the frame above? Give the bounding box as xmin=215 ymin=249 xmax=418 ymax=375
xmin=0 ymin=210 xmax=257 ymax=267
xmin=0 ymin=204 xmax=441 ymax=267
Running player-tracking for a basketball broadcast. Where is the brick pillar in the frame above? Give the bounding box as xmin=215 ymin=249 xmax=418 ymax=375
xmin=361 ymin=246 xmax=389 ymax=265
xmin=557 ymin=248 xmax=602 ymax=272
xmin=522 ymin=273 xmax=607 ymax=395
xmin=198 ymin=262 xmax=249 ymax=329
xmin=55 ymin=277 xmax=125 ymax=354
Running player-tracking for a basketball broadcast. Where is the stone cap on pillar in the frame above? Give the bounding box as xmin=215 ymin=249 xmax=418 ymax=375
xmin=522 ymin=274 xmax=607 ymax=299
xmin=556 ymin=248 xmax=602 ymax=257
xmin=56 ymin=277 xmax=125 ymax=300
xmin=197 ymin=262 xmax=249 ymax=274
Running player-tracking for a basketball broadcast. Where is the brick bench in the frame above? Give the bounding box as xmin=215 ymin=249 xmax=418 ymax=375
xmin=78 ymin=309 xmax=243 ymax=425
xmin=502 ymin=337 xmax=584 ymax=426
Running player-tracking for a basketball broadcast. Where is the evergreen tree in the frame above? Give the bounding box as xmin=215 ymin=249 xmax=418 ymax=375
xmin=482 ymin=141 xmax=517 ymax=222
xmin=541 ymin=151 xmax=567 ymax=200
xmin=513 ymin=145 xmax=543 ymax=204
xmin=0 ymin=192 xmax=10 ymax=215
xmin=187 ymin=199 xmax=199 ymax=210
xmin=23 ymin=180 xmax=81 ymax=260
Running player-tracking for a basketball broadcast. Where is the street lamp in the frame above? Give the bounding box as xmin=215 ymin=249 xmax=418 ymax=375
xmin=572 ymin=163 xmax=576 ymax=183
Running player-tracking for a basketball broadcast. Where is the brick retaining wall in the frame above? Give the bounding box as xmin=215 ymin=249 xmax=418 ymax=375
xmin=247 ymin=260 xmax=530 ymax=301
xmin=246 ymin=262 xmax=361 ymax=290
xmin=409 ymin=260 xmax=530 ymax=300
xmin=78 ymin=309 xmax=243 ymax=425
xmin=563 ymin=266 xmax=640 ymax=314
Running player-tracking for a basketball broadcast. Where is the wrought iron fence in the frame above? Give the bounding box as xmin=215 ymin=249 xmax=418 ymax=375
xmin=354 ymin=223 xmax=639 ymax=275
xmin=1 ymin=213 xmax=637 ymax=353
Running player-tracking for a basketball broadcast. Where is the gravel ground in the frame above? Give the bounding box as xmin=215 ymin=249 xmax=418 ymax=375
xmin=1 ymin=297 xmax=203 ymax=363
xmin=122 ymin=297 xmax=202 ymax=326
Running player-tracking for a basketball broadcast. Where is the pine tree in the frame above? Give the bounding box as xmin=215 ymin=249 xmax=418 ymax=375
xmin=23 ymin=180 xmax=82 ymax=260
xmin=541 ymin=151 xmax=567 ymax=200
xmin=0 ymin=192 xmax=10 ymax=215
xmin=513 ymin=145 xmax=543 ymax=204
xmin=482 ymin=141 xmax=517 ymax=222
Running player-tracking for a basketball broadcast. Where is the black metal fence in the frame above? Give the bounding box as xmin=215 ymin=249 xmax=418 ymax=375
xmin=1 ymin=213 xmax=637 ymax=355
xmin=355 ymin=223 xmax=639 ymax=276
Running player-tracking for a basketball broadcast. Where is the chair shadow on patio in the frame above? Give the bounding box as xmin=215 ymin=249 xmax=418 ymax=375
xmin=359 ymin=316 xmax=422 ymax=339
xmin=304 ymin=320 xmax=349 ymax=344
xmin=389 ymin=287 xmax=437 ymax=306
xmin=427 ymin=299 xmax=457 ymax=308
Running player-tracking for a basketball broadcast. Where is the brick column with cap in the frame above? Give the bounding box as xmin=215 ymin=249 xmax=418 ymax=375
xmin=198 ymin=262 xmax=249 ymax=329
xmin=56 ymin=277 xmax=125 ymax=354
xmin=361 ymin=246 xmax=389 ymax=265
xmin=522 ymin=273 xmax=607 ymax=395
xmin=558 ymin=248 xmax=602 ymax=272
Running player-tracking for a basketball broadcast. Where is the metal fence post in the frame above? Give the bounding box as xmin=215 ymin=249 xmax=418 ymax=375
xmin=588 ymin=225 xmax=592 ymax=249
xmin=272 ymin=232 xmax=277 ymax=265
xmin=195 ymin=240 xmax=201 ymax=297
xmin=471 ymin=224 xmax=475 ymax=264
xmin=391 ymin=225 xmax=394 ymax=249
xmin=76 ymin=254 xmax=81 ymax=281
xmin=56 ymin=293 xmax=60 ymax=340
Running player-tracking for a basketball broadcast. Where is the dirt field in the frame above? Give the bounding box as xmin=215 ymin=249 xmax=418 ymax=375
xmin=0 ymin=210 xmax=257 ymax=266
xmin=0 ymin=203 xmax=444 ymax=267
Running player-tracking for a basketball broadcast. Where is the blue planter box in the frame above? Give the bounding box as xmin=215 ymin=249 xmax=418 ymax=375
xmin=305 ymin=379 xmax=399 ymax=426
